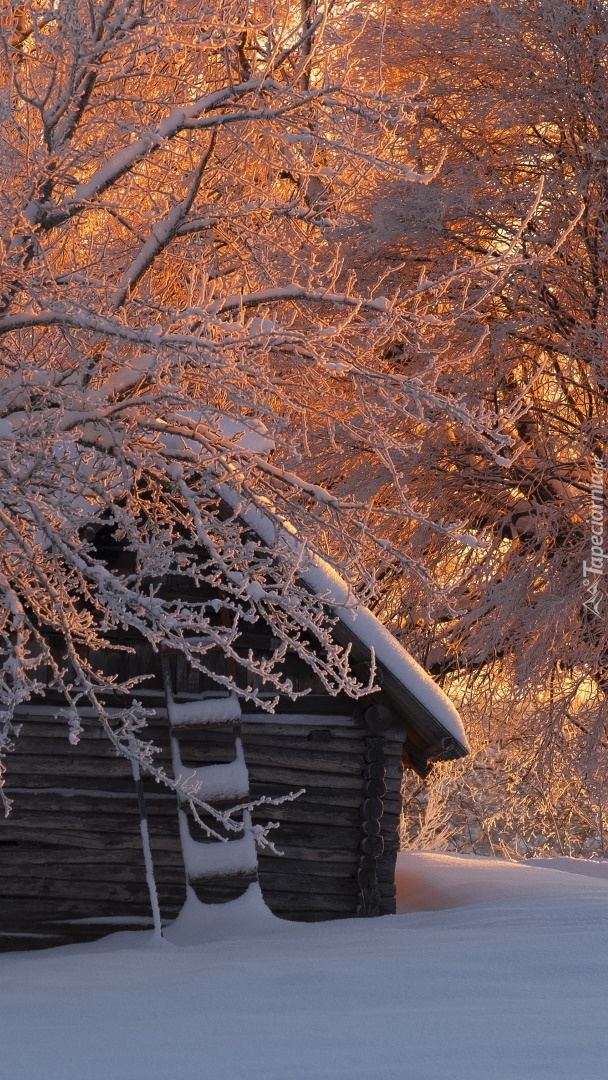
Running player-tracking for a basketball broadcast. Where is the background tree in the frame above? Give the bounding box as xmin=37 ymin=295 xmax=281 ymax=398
xmin=353 ymin=0 xmax=608 ymax=857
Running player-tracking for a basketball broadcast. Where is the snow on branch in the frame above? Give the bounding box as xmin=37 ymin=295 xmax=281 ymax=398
xmin=0 ymin=0 xmax=538 ymax=810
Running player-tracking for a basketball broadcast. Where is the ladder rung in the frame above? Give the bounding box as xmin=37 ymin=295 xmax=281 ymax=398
xmin=188 ymin=870 xmax=257 ymax=885
xmin=169 ymin=718 xmax=237 ymax=731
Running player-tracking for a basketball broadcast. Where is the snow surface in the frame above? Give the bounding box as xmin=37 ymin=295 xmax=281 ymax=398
xmin=395 ymin=851 xmax=608 ymax=911
xmin=3 ymin=852 xmax=608 ymax=1079
xmin=218 ymin=487 xmax=468 ymax=749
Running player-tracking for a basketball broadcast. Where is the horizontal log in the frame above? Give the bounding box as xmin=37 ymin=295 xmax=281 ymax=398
xmin=0 ymin=897 xmax=183 ymax=920
xmin=4 ymin=781 xmax=174 ymax=807
xmin=0 ymin=859 xmax=184 ymax=885
xmin=242 ymin=695 xmax=354 ymax=717
xmin=0 ymin=916 xmax=182 ymax=944
xmin=4 ymin=812 xmax=399 ymax=860
xmin=262 ymin=893 xmax=357 ymax=914
xmin=252 ymin=812 xmax=399 ymax=846
xmin=259 ymin=825 xmax=361 ymax=852
xmin=6 ymin=768 xmax=401 ymax=804
xmin=0 ymin=828 xmax=180 ymax=852
xmin=4 ymin=755 xmax=141 ymax=778
xmin=0 ymin=847 xmax=185 ymax=870
xmin=258 ymin=873 xmax=358 ymax=897
xmin=241 ymin=731 xmax=366 ymax=751
xmin=252 ymin=804 xmax=361 ymax=827
xmin=168 ymin=720 xmax=240 ymax=734
xmin=258 ymin=845 xmax=358 ymax=865
xmin=8 ymin=736 xmax=171 ymax=759
xmin=249 ymin=781 xmax=364 ymax=808
xmin=0 ymin=922 xmax=180 ymax=952
xmin=11 ymin=717 xmax=401 ymax=756
xmin=2 ymin=807 xmax=179 ymax=833
xmin=12 ymin=723 xmax=115 ymax=742
xmin=5 ymin=775 xmax=175 ymax=794
xmin=0 ymin=861 xmax=185 ymax=884
xmin=189 ymin=869 xmax=257 ymax=886
xmin=256 ymin=857 xmax=357 ymax=880
xmin=177 ymin=743 xmax=368 ymax=767
xmin=0 ymin=878 xmax=186 ymax=903
xmin=242 ymin=747 xmax=366 ymax=775
xmin=12 ymin=717 xmax=172 ymax=739
xmin=247 ymin=766 xmax=364 ymax=790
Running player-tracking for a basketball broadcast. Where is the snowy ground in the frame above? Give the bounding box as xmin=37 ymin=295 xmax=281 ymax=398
xmin=3 ymin=853 xmax=608 ymax=1080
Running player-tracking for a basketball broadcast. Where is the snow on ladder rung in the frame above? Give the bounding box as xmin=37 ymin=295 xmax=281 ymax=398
xmin=178 ymin=811 xmax=258 ymax=881
xmin=167 ymin=693 xmax=242 ymax=729
xmin=173 ymin=739 xmax=250 ymax=802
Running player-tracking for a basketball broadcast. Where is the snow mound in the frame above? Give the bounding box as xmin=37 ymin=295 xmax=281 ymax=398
xmin=396 ymin=850 xmax=608 ymax=912
xmin=527 ymin=856 xmax=608 ymax=881
xmin=163 ymin=883 xmax=283 ymax=945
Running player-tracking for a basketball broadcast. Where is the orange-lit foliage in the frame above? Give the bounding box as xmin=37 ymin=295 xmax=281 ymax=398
xmin=356 ymin=0 xmax=608 ymax=856
xmin=0 ymin=1 xmax=517 ymax=808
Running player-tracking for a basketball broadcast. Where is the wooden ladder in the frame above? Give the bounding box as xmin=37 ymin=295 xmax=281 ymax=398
xmin=161 ymin=656 xmax=258 ymax=894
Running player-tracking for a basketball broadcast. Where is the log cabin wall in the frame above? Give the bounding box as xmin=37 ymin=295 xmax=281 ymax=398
xmin=0 ymin=691 xmax=404 ymax=949
xmin=0 ymin=699 xmax=186 ymax=951
xmin=242 ymin=704 xmax=402 ymax=921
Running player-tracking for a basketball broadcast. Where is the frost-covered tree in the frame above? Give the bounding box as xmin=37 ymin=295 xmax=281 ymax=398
xmin=0 ymin=0 xmax=519 ymax=824
xmin=359 ymin=0 xmax=608 ymax=856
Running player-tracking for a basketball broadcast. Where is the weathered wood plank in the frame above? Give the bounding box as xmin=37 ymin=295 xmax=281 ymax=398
xmin=0 ymin=894 xmax=182 ymax=916
xmin=258 ymin=873 xmax=358 ymax=897
xmin=246 ymin=766 xmax=363 ymax=790
xmin=248 ymin=781 xmax=364 ymax=809
xmin=259 ymin=892 xmax=357 ymax=914
xmin=3 ymin=791 xmax=176 ymax=815
xmin=256 ymin=823 xmax=361 ymax=849
xmin=0 ymin=861 xmax=184 ymax=884
xmin=4 ymin=755 xmax=141 ymax=777
xmin=176 ymin=746 xmax=365 ymax=776
xmin=0 ymin=829 xmax=180 ymax=852
xmin=0 ymin=878 xmax=186 ymax=902
xmin=241 ymin=695 xmax=354 ymax=717
xmin=258 ymin=846 xmax=358 ymax=865
xmin=224 ymin=731 xmax=366 ymax=752
xmin=257 ymin=857 xmax=357 ymax=879
xmin=2 ymin=808 xmax=178 ymax=832
xmin=0 ymin=847 xmax=185 ymax=869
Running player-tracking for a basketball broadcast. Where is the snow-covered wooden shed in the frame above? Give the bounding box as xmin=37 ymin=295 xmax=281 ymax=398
xmin=0 ymin=510 xmax=468 ymax=949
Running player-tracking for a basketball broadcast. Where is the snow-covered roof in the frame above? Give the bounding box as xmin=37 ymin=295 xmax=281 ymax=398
xmin=217 ymin=487 xmax=469 ymax=755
